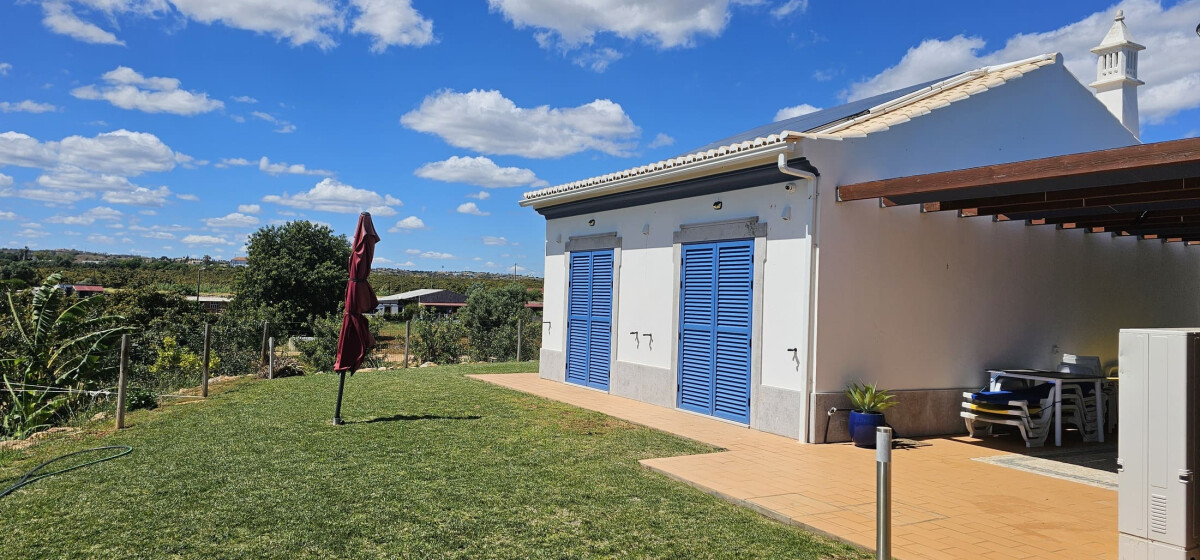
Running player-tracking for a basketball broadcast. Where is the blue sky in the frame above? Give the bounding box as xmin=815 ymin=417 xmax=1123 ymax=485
xmin=1 ymin=0 xmax=1198 ymax=275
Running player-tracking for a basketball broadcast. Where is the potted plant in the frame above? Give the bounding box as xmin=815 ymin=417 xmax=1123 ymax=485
xmin=845 ymin=382 xmax=897 ymax=448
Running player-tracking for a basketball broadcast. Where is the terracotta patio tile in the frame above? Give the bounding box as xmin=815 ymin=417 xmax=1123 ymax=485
xmin=471 ymin=373 xmax=1118 ymax=560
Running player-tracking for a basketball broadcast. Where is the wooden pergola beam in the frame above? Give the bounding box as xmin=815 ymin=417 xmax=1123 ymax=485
xmin=837 ymin=137 xmax=1200 ymax=202
xmin=960 ymin=185 xmax=1200 ymax=219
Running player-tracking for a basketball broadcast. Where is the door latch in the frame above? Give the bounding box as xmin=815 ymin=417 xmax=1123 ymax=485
xmin=1180 ymin=469 xmax=1193 ymax=484
xmin=1116 ymin=458 xmax=1123 ymax=473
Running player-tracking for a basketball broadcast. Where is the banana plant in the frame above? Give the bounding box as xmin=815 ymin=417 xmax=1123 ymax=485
xmin=0 ymin=273 xmax=127 ymax=440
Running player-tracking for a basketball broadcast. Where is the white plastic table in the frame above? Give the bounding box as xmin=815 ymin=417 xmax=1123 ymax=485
xmin=986 ymin=369 xmax=1105 ymax=447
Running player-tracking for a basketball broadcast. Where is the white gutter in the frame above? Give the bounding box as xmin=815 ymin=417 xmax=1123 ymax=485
xmin=777 ymin=152 xmax=821 ymax=443
xmin=522 ymin=140 xmax=798 ymax=209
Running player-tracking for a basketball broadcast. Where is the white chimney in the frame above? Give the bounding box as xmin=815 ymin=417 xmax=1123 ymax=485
xmin=1090 ymin=10 xmax=1145 ymax=139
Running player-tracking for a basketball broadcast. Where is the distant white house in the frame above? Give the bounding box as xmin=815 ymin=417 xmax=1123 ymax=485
xmin=375 ymin=288 xmax=468 ymax=314
xmin=521 ymin=14 xmax=1199 ymax=443
xmin=230 ymin=256 xmax=248 ymax=267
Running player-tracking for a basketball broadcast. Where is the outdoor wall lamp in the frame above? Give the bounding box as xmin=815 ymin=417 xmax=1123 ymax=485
xmin=555 ymin=233 xmax=561 ymax=243
xmin=712 ymin=201 xmax=723 ymax=210
xmin=781 ymin=204 xmax=792 ymax=221
xmin=642 ymin=223 xmax=650 ymax=235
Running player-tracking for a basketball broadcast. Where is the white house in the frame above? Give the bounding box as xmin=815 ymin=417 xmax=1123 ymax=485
xmin=521 ymin=14 xmax=1200 ymax=443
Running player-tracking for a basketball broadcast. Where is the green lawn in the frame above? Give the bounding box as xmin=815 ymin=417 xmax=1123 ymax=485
xmin=1 ymin=363 xmax=864 ymax=559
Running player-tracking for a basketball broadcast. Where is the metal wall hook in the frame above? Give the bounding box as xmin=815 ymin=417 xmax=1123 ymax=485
xmin=642 ymin=333 xmax=654 ymax=350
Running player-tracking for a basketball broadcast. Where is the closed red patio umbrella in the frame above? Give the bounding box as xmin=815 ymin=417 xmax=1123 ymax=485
xmin=332 ymin=212 xmax=380 ymax=425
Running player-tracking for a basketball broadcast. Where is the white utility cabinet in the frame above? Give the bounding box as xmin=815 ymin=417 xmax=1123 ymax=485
xmin=1119 ymin=328 xmax=1199 ymax=560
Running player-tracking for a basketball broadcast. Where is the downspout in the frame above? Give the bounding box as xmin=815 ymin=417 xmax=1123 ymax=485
xmin=778 ymin=151 xmax=821 ymax=443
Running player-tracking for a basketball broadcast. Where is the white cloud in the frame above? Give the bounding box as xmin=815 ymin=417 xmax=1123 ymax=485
xmin=0 ymin=100 xmax=60 ymax=113
xmin=87 ymin=233 xmax=116 ymax=244
xmin=401 ymin=89 xmax=639 ymax=158
xmin=388 ymin=216 xmax=426 ymax=232
xmin=647 ymin=132 xmax=675 ymax=148
xmin=262 ymin=177 xmax=402 ymax=215
xmin=771 ymin=0 xmax=807 ymax=18
xmin=573 ymin=47 xmax=623 ymax=72
xmin=216 ymin=157 xmax=253 ymax=168
xmin=0 ymin=211 xmax=15 ymax=220
xmin=774 ymin=103 xmax=821 ymax=121
xmin=237 ymin=203 xmax=261 ymax=214
xmin=350 ymin=0 xmax=434 ymax=52
xmin=232 ymin=95 xmax=258 ymax=103
xmin=46 ymin=206 xmax=124 ymax=225
xmin=466 ymin=190 xmax=491 ymax=200
xmin=0 ymin=63 xmax=11 ymax=76
xmin=487 ymin=0 xmax=756 ymax=49
xmin=177 ymin=193 xmax=200 ymax=201
xmin=250 ymin=111 xmax=296 ymax=133
xmin=404 ymin=248 xmax=421 ymax=254
xmin=102 ymin=185 xmax=173 ymax=206
xmin=141 ymin=231 xmax=175 ymax=239
xmin=457 ymin=201 xmax=490 ymax=216
xmin=71 ymin=66 xmax=224 ymax=115
xmin=414 ymin=156 xmax=547 ymax=188
xmin=841 ymin=0 xmax=1200 ymax=124
xmin=168 ymin=0 xmax=343 ymax=49
xmin=58 ymin=129 xmax=178 ymax=175
xmin=258 ymin=156 xmax=332 ymax=176
xmin=0 ymin=131 xmax=59 ymax=168
xmin=205 ymin=212 xmax=260 ymax=228
xmin=182 ymin=234 xmax=234 ymax=246
xmin=40 ymin=1 xmax=127 ymax=45
xmin=482 ymin=236 xmax=509 ymax=246
xmin=418 ymin=250 xmax=454 ymax=259
xmin=0 ymin=173 xmax=12 ymax=188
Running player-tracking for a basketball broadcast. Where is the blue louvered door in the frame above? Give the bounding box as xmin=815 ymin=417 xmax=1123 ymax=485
xmin=566 ymin=250 xmax=613 ymax=390
xmin=678 ymin=239 xmax=754 ymax=424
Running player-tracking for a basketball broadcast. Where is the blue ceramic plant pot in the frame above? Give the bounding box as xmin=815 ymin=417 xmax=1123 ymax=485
xmin=847 ymin=411 xmax=887 ymax=448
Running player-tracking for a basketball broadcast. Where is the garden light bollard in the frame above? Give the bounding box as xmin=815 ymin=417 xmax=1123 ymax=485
xmin=201 ymin=323 xmax=211 ymax=398
xmin=876 ymin=426 xmax=892 ymax=560
xmin=404 ymin=319 xmax=411 ymax=369
xmin=268 ymin=336 xmax=275 ymax=379
xmin=116 ymin=334 xmax=129 ymax=430
xmin=260 ymin=320 xmax=270 ymax=366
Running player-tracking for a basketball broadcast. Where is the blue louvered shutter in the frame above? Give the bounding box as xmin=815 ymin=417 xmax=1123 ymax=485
xmin=588 ymin=251 xmax=613 ymax=390
xmin=565 ymin=252 xmax=591 ymax=386
xmin=713 ymin=240 xmax=753 ymax=423
xmin=677 ymin=240 xmax=754 ymax=423
xmin=678 ymin=243 xmax=716 ymax=415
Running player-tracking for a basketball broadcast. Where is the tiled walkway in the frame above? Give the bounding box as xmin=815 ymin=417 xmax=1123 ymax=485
xmin=470 ymin=373 xmax=1116 ymax=560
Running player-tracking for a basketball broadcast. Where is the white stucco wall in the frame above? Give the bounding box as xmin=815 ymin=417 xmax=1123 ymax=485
xmin=808 ymin=63 xmax=1200 ymax=396
xmin=541 ymin=178 xmax=815 ymax=391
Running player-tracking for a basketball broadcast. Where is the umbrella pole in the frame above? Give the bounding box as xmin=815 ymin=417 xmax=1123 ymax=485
xmin=332 ymin=371 xmax=347 ymax=425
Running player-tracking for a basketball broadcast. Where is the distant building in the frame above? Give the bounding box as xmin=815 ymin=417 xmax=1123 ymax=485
xmin=375 ymin=289 xmax=467 ymax=314
xmin=57 ymin=284 xmax=104 ymax=298
xmin=196 ymin=295 xmax=232 ymax=313
xmin=230 ymin=256 xmax=248 ymax=267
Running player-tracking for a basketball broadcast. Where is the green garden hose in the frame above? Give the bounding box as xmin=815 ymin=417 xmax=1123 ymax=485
xmin=0 ymin=445 xmax=133 ymax=500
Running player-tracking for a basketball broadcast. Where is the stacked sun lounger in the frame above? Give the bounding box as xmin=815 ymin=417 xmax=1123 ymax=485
xmin=1057 ymin=355 xmax=1104 ymax=442
xmin=961 ymin=383 xmax=1055 ymax=447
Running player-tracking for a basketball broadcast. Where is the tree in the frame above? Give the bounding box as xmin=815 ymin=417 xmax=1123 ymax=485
xmin=233 ymin=221 xmax=350 ymax=329
xmin=460 ymin=283 xmax=533 ymax=361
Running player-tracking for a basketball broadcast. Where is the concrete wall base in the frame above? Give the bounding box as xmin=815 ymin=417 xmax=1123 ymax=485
xmin=539 ymin=348 xmax=565 ymax=382
xmin=753 ymin=385 xmax=802 ymax=439
xmin=610 ymin=361 xmax=675 ymax=408
xmin=812 ymin=388 xmax=971 ymax=443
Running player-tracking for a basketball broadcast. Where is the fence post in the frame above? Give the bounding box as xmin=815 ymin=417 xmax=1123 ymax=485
xmin=516 ymin=318 xmax=522 ymax=362
xmin=115 ymin=334 xmax=129 ymax=430
xmin=404 ymin=319 xmax=411 ymax=369
xmin=268 ymin=336 xmax=275 ymax=380
xmin=201 ymin=323 xmax=211 ymax=398
xmin=876 ymin=426 xmax=893 ymax=560
xmin=260 ymin=320 xmax=270 ymax=366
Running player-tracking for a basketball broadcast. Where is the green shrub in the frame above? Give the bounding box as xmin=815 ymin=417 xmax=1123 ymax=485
xmin=295 ymin=309 xmax=381 ymax=373
xmin=145 ymin=335 xmax=218 ymax=393
xmin=411 ymin=312 xmax=466 ymax=365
